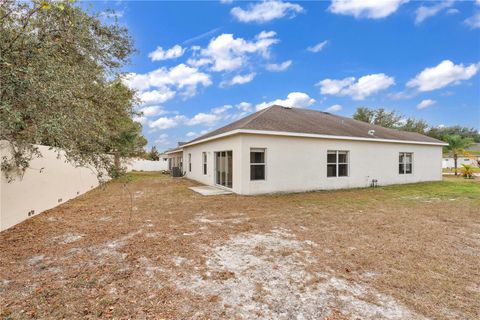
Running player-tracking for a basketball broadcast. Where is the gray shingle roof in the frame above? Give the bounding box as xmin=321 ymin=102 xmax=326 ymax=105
xmin=186 ymin=105 xmax=445 ymax=145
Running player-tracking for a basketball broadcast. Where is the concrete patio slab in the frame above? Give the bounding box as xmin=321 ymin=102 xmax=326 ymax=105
xmin=189 ymin=186 xmax=233 ymax=196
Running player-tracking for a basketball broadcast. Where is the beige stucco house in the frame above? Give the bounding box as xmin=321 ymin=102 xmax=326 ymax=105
xmin=165 ymin=105 xmax=446 ymax=195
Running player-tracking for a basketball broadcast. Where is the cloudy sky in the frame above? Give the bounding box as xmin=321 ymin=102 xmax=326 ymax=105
xmin=92 ymin=0 xmax=480 ymax=150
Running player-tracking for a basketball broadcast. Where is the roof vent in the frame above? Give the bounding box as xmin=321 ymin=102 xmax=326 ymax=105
xmin=368 ymin=129 xmax=375 ymax=136
xmin=281 ymin=105 xmax=292 ymax=109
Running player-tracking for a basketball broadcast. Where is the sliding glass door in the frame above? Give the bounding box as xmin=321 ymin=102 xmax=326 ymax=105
xmin=215 ymin=151 xmax=233 ymax=188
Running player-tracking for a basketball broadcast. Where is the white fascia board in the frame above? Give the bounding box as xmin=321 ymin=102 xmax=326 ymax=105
xmin=164 ymin=149 xmax=183 ymax=155
xmin=181 ymin=129 xmax=448 ymax=148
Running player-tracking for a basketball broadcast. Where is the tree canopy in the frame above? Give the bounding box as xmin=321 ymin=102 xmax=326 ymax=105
xmin=0 ymin=0 xmax=145 ymax=180
xmin=353 ymin=107 xmax=478 ymax=141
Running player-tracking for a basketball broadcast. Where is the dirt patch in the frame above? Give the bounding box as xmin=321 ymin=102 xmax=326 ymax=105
xmin=175 ymin=229 xmax=420 ymax=319
xmin=0 ymin=173 xmax=479 ymax=319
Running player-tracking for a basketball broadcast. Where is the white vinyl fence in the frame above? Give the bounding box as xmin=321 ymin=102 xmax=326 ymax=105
xmin=0 ymin=141 xmax=101 ymax=231
xmin=124 ymin=158 xmax=169 ymax=172
xmin=0 ymin=141 xmax=171 ymax=232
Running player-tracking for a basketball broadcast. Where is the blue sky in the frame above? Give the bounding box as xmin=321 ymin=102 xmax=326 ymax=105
xmin=90 ymin=0 xmax=480 ymax=150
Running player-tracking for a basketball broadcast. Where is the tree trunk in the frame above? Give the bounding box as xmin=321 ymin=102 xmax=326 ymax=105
xmin=454 ymin=153 xmax=458 ymax=176
xmin=114 ymin=152 xmax=121 ymax=172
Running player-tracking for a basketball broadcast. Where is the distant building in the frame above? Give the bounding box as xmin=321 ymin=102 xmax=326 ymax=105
xmin=442 ymin=143 xmax=480 ymax=169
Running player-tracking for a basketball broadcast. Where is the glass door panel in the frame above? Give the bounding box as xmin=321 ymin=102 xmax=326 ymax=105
xmin=215 ymin=151 xmax=233 ymax=188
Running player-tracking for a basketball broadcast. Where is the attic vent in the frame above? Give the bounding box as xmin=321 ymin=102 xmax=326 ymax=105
xmin=368 ymin=129 xmax=375 ymax=136
xmin=282 ymin=105 xmax=292 ymax=109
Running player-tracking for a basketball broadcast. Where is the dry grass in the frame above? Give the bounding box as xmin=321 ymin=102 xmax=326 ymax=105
xmin=0 ymin=172 xmax=479 ymax=319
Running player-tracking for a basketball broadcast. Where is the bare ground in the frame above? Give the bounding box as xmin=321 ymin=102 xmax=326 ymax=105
xmin=0 ymin=173 xmax=479 ymax=319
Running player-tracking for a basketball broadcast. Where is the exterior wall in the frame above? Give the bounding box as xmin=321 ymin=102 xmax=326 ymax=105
xmin=182 ymin=135 xmax=243 ymax=194
xmin=0 ymin=142 xmax=101 ymax=231
xmin=239 ymin=134 xmax=443 ymax=195
xmin=166 ymin=151 xmax=183 ymax=171
xmin=442 ymin=157 xmax=479 ymax=168
xmin=124 ymin=158 xmax=169 ymax=172
xmin=182 ymin=134 xmax=443 ymax=195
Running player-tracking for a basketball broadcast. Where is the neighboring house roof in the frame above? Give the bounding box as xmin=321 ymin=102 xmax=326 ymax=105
xmin=184 ymin=105 xmax=446 ymax=147
xmin=164 ymin=146 xmax=183 ymax=155
xmin=466 ymin=143 xmax=480 ymax=151
xmin=164 ymin=142 xmax=188 ymax=155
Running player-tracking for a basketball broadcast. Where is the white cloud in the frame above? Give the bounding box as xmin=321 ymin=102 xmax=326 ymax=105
xmin=154 ymin=133 xmax=169 ymax=145
xmin=149 ymin=115 xmax=186 ymax=130
xmin=266 ymin=60 xmax=292 ymax=72
xmin=407 ymin=60 xmax=479 ymax=92
xmin=236 ymin=102 xmax=253 ymax=112
xmin=416 ymin=99 xmax=436 ymax=110
xmin=220 ymin=73 xmax=256 ymax=87
xmin=122 ymin=73 xmax=150 ymax=91
xmin=446 ymin=8 xmax=459 ymax=15
xmin=187 ymin=113 xmax=220 ymax=126
xmin=100 ymin=10 xmax=124 ymax=19
xmin=231 ymin=0 xmax=304 ymax=23
xmin=193 ymin=31 xmax=279 ymax=72
xmin=123 ymin=64 xmax=212 ymax=104
xmin=465 ymin=12 xmax=480 ymax=29
xmin=212 ymin=104 xmax=233 ymax=114
xmin=148 ymin=45 xmax=185 ymax=61
xmin=317 ymin=78 xmax=355 ymax=95
xmin=325 ymin=104 xmax=343 ymax=113
xmin=328 ymin=0 xmax=408 ymax=19
xmin=139 ymin=105 xmax=168 ymax=117
xmin=187 ymin=57 xmax=212 ymax=68
xmin=133 ymin=115 xmax=148 ymax=126
xmin=415 ymin=0 xmax=454 ymax=24
xmin=220 ymin=0 xmax=234 ymax=4
xmin=317 ymin=73 xmax=395 ymax=100
xmin=139 ymin=89 xmax=176 ymax=105
xmin=185 ymin=130 xmax=208 ymax=140
xmin=186 ymin=131 xmax=198 ymax=138
xmin=256 ymin=92 xmax=315 ymax=111
xmin=307 ymin=40 xmax=329 ymax=53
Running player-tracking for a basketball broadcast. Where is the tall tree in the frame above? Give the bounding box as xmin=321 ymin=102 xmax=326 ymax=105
xmin=353 ymin=107 xmax=458 ymax=136
xmin=353 ymin=107 xmax=402 ymax=128
xmin=443 ymin=135 xmax=475 ymax=176
xmin=0 ymin=0 xmax=141 ymax=181
xmin=428 ymin=126 xmax=480 ymax=142
xmin=400 ymin=118 xmax=429 ymax=135
xmin=147 ymin=146 xmax=161 ymax=161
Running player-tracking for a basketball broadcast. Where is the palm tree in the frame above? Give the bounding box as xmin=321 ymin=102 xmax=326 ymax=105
xmin=443 ymin=135 xmax=475 ymax=176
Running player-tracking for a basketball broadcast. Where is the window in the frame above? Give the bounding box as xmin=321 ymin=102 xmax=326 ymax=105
xmin=202 ymin=152 xmax=207 ymax=175
xmin=250 ymin=148 xmax=265 ymax=180
xmin=327 ymin=151 xmax=349 ymax=177
xmin=399 ymin=152 xmax=413 ymax=174
xmin=188 ymin=153 xmax=191 ymax=172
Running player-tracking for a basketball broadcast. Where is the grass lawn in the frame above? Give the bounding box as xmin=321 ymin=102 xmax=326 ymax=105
xmin=1 ymin=173 xmax=479 ymax=319
xmin=443 ymin=167 xmax=480 ymax=173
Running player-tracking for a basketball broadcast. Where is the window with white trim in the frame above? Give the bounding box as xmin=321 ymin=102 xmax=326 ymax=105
xmin=202 ymin=152 xmax=207 ymax=175
xmin=399 ymin=152 xmax=413 ymax=174
xmin=327 ymin=150 xmax=349 ymax=177
xmin=188 ymin=153 xmax=191 ymax=172
xmin=250 ymin=148 xmax=265 ymax=180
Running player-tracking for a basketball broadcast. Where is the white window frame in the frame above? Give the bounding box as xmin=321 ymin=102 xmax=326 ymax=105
xmin=202 ymin=152 xmax=207 ymax=175
xmin=327 ymin=150 xmax=349 ymax=178
xmin=250 ymin=148 xmax=266 ymax=181
xmin=399 ymin=152 xmax=413 ymax=175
